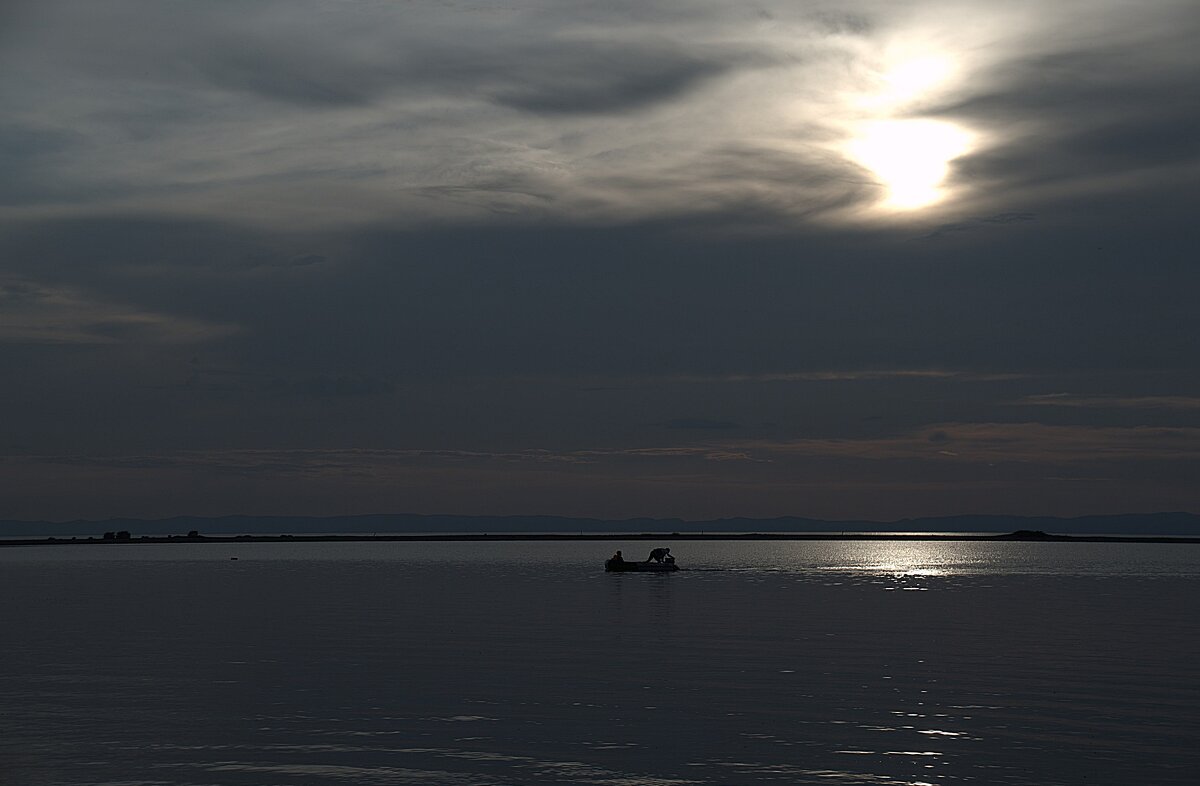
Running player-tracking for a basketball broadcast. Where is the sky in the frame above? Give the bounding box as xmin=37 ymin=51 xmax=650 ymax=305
xmin=1 ymin=0 xmax=1198 ymax=522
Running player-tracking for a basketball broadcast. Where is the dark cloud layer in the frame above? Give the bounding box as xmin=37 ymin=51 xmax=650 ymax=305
xmin=945 ymin=56 xmax=1200 ymax=193
xmin=171 ymin=36 xmax=746 ymax=115
xmin=9 ymin=206 xmax=1194 ymax=376
xmin=2 ymin=0 xmax=1198 ymax=520
xmin=483 ymin=41 xmax=740 ymax=114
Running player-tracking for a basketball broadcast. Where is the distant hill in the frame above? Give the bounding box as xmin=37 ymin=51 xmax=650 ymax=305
xmin=2 ymin=512 xmax=1198 ymax=538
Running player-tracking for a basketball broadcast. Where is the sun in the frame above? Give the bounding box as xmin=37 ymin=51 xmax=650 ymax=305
xmin=848 ymin=118 xmax=974 ymax=210
xmin=864 ymin=56 xmax=955 ymax=109
xmin=841 ymin=54 xmax=975 ymax=212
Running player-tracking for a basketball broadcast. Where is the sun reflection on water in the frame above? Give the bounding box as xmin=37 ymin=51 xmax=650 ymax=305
xmin=811 ymin=541 xmax=967 ymax=584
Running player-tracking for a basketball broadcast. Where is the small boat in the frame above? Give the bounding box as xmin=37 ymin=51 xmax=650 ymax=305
xmin=605 ymin=559 xmax=678 ymax=572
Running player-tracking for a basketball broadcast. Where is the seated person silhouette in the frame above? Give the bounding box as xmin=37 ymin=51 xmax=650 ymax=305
xmin=610 ymin=549 xmax=624 ymax=563
xmin=646 ymin=547 xmax=671 ymax=563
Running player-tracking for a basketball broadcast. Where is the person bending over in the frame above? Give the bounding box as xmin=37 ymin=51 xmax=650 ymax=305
xmin=646 ymin=547 xmax=671 ymax=563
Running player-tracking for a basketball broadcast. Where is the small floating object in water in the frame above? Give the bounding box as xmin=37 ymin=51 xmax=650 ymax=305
xmin=605 ymin=558 xmax=678 ymax=572
xmin=230 ymin=556 xmax=239 ymax=560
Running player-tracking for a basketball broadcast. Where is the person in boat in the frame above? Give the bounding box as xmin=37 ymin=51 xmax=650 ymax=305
xmin=646 ymin=547 xmax=671 ymax=563
xmin=610 ymin=549 xmax=624 ymax=563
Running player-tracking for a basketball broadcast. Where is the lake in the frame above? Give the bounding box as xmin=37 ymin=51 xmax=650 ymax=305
xmin=2 ymin=539 xmax=1198 ymax=785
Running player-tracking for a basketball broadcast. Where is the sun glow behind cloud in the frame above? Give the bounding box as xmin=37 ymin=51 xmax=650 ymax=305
xmin=862 ymin=55 xmax=956 ymax=109
xmin=849 ymin=119 xmax=974 ymax=210
xmin=4 ymin=0 xmax=1185 ymax=230
xmin=842 ymin=50 xmax=977 ymax=212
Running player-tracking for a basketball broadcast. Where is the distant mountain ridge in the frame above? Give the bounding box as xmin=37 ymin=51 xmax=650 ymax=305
xmin=2 ymin=512 xmax=1198 ymax=537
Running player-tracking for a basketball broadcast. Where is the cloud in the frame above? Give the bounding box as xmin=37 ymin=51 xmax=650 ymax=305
xmin=2 ymin=1 xmax=1199 ymax=520
xmin=747 ymin=422 xmax=1200 ymax=463
xmin=20 ymin=444 xmax=759 ymax=478
xmin=924 ymin=211 xmax=1035 ymax=238
xmin=3 ymin=215 xmax=1197 ymax=385
xmin=0 ymin=275 xmax=238 ymax=345
xmin=265 ymin=375 xmax=396 ymax=399
xmin=937 ymin=5 xmax=1200 ymax=207
xmin=0 ymin=123 xmax=88 ymax=207
xmin=133 ymin=25 xmax=748 ymax=116
xmin=657 ymin=418 xmax=743 ymax=430
xmin=23 ymin=421 xmax=1200 ymax=478
xmin=672 ymin=370 xmax=1025 ymax=383
xmin=11 ymin=0 xmax=1194 ymax=228
xmin=475 ymin=40 xmax=748 ymax=115
xmin=1017 ymin=394 xmax=1200 ymax=411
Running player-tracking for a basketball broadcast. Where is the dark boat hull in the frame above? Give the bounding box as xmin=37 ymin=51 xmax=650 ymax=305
xmin=605 ymin=559 xmax=678 ymax=572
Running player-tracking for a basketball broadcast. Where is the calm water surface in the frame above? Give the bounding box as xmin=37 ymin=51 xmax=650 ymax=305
xmin=3 ymin=540 xmax=1198 ymax=785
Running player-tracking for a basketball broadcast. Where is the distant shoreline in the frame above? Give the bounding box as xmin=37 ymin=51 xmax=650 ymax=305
xmin=4 ymin=531 xmax=1200 ymax=547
